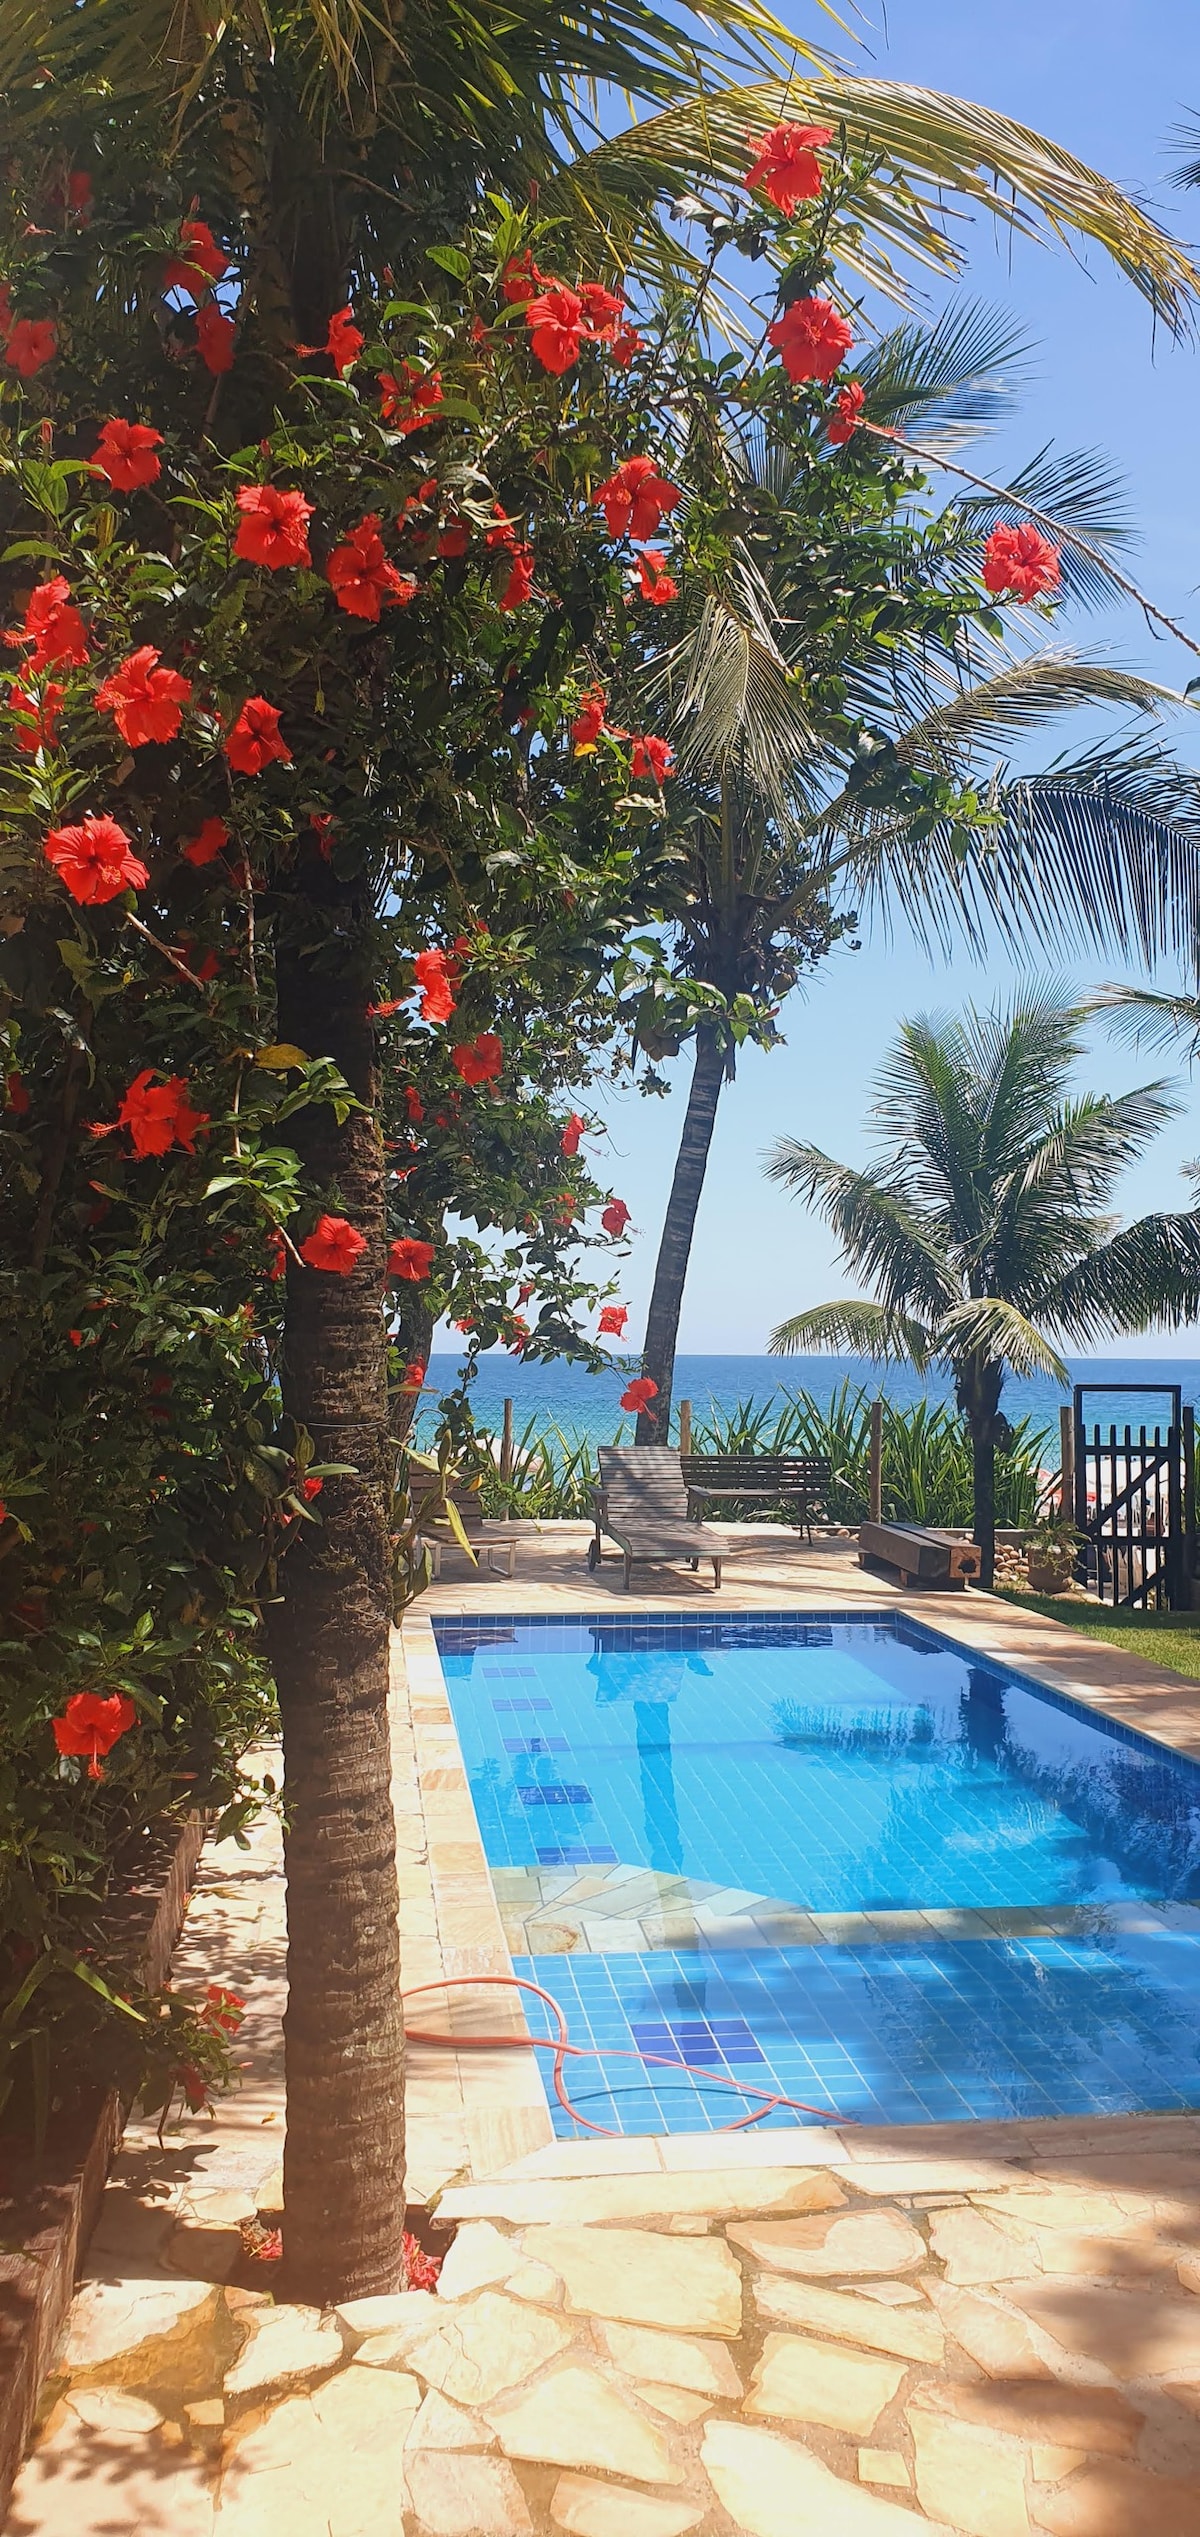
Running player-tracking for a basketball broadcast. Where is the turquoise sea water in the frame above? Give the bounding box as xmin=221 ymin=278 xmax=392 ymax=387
xmin=417 ymin=1351 xmax=1200 ymax=1449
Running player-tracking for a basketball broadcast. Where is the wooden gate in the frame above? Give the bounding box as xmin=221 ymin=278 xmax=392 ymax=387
xmin=1072 ymin=1383 xmax=1194 ymax=1611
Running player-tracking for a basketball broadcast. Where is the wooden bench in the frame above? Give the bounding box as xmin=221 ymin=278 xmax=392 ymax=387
xmin=681 ymin=1455 xmax=832 ymax=1540
xmin=858 ymin=1520 xmax=981 ymax=1589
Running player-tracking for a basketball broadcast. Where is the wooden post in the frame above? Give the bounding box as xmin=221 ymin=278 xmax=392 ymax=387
xmin=1059 ymin=1404 xmax=1074 ymax=1524
xmin=500 ymin=1396 xmax=514 ymax=1485
xmin=678 ymin=1398 xmax=692 ymax=1455
xmin=868 ymin=1397 xmax=883 ymax=1525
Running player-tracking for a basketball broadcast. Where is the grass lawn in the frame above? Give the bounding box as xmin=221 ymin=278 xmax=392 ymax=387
xmin=996 ymin=1589 xmax=1200 ymax=1684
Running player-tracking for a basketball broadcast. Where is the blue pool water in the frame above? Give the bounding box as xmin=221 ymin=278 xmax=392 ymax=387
xmin=433 ymin=1611 xmax=1200 ymax=2131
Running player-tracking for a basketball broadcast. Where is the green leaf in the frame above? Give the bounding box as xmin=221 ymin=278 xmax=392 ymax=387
xmin=426 ymin=245 xmax=470 ymax=279
xmin=254 ymin=1043 xmax=310 ymax=1070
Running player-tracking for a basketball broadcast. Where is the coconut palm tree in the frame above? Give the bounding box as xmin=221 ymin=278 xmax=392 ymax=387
xmin=764 ymin=992 xmax=1200 ymax=1587
xmin=626 ymin=299 xmax=1200 ymax=1443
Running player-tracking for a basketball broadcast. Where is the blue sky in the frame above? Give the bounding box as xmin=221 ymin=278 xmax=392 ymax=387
xmin=585 ymin=0 xmax=1200 ymax=1357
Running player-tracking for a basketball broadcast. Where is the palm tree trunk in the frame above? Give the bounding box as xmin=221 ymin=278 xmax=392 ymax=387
xmin=267 ymin=888 xmax=406 ymax=2308
xmin=971 ymin=1423 xmax=997 ymax=1592
xmin=637 ymin=1028 xmax=725 ymax=1444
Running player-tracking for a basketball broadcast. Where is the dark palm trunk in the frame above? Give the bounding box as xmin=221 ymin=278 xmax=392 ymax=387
xmin=266 ymin=881 xmax=406 ymax=2307
xmin=637 ymin=1028 xmax=725 ymax=1443
xmin=970 ymin=1422 xmax=997 ymax=1591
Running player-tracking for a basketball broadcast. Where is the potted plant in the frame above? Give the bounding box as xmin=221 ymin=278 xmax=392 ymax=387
xmin=1025 ymin=1516 xmax=1081 ymax=1594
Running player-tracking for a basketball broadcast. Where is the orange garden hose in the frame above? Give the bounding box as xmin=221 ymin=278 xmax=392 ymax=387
xmin=402 ymin=1972 xmax=850 ymax=2135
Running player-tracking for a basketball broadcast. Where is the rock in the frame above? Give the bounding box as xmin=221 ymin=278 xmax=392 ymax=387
xmin=437 ymin=2222 xmax=518 ymax=2301
xmin=1032 ymin=2448 xmax=1086 ymax=2483
xmin=924 ymin=2281 xmax=1052 ymax=2379
xmin=728 ymin=2211 xmax=924 ymax=2280
xmin=405 ymin=2451 xmax=532 ymax=2534
xmin=520 ymin=2227 xmax=742 ymax=2337
xmin=745 ymin=2334 xmax=906 ymax=2437
xmin=186 ymin=2399 xmax=228 ymax=2453
xmin=642 ymin=2387 xmax=711 ymax=2424
xmin=550 ymin=2474 xmax=704 ymax=2536
xmin=486 ymin=2361 xmax=682 ymax=2485
xmin=334 ymin=2289 xmax=440 ymax=2344
xmin=858 ymin=2451 xmax=909 ymax=2489
xmin=441 ymin=2169 xmax=845 ymax=2229
xmin=928 ymin=2209 xmax=1041 ymax=2287
xmin=920 ymin=2376 xmax=1142 ymax=2456
xmin=222 ymin=2304 xmax=344 ymax=2412
xmin=407 ymin=2389 xmax=495 ymax=2448
xmin=700 ymin=2420 xmax=954 ymax=2535
xmin=352 ymin=2327 xmax=440 ymax=2372
xmin=908 ymin=2402 xmax=1031 ymax=2537
xmin=1035 ymin=2461 xmax=1200 ymax=2536
xmin=214 ymin=2362 xmax=420 ymax=2535
xmin=407 ymin=2288 xmax=576 ymax=2405
xmin=85 ymin=2189 xmax=176 ymax=2267
xmin=1006 ymin=2279 xmax=1200 ymax=2377
xmin=7 ymin=2418 xmax=216 ymax=2536
xmin=166 ymin=2192 xmax=258 ymax=2285
xmin=60 ymin=2277 xmax=224 ymax=2386
xmin=504 ymin=2260 xmax=562 ymax=2305
xmin=64 ymin=2386 xmax=164 ymax=2432
xmin=754 ymin=2276 xmax=943 ymax=2363
xmin=591 ymin=2320 xmax=742 ymax=2397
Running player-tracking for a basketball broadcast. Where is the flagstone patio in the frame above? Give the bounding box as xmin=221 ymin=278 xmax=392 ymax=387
xmin=8 ymin=1526 xmax=1200 ymax=2536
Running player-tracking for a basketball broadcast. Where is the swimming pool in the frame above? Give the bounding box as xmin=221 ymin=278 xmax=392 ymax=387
xmin=433 ymin=1610 xmax=1200 ymax=2132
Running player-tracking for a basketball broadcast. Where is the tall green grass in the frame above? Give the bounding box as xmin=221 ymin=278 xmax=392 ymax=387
xmin=472 ymin=1384 xmax=1053 ymax=1527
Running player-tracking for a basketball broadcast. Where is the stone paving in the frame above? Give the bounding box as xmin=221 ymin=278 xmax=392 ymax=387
xmin=9 ymin=1529 xmax=1200 ymax=2536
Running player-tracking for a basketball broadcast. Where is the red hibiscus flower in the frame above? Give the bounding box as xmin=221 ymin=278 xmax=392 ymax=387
xmin=578 ymin=281 xmax=625 ymax=341
xmin=452 ymin=1033 xmax=504 ymax=1085
xmin=181 ymin=817 xmax=229 ymax=866
xmin=195 ymin=303 xmax=235 ymax=373
xmin=6 ymin=578 xmax=90 ymax=671
xmin=620 ymin=1376 xmax=658 ymax=1415
xmin=45 ymin=815 xmax=148 ymax=905
xmin=981 ymin=522 xmax=1061 ymax=602
xmin=379 ymin=363 xmax=444 ymax=434
xmin=744 ymin=121 xmax=833 ymax=214
xmin=400 ymin=1357 xmax=428 ymax=1389
xmin=438 ymin=518 xmax=470 ymax=559
xmin=593 ymin=456 xmax=682 ymax=542
xmin=225 ymin=696 xmax=291 ymax=776
xmin=6 ymin=1071 xmax=30 ymax=1115
xmin=403 ymin=1085 xmax=425 ymax=1122
xmin=388 ymin=1237 xmax=436 ymax=1282
xmin=601 ymin=1197 xmax=631 ymax=1236
xmin=52 ymin=1690 xmax=136 ymax=1781
xmin=609 ymin=321 xmax=645 ymax=369
xmin=164 ymin=218 xmax=229 ymax=298
xmin=328 ymin=515 xmax=415 ymax=620
xmin=267 ymin=1228 xmax=287 ymax=1281
xmin=413 ymin=946 xmax=458 ymax=1023
xmin=301 ymin=305 xmax=363 ymax=378
xmin=631 ymin=734 xmax=674 ymax=784
xmin=501 ymin=251 xmax=547 ymax=304
xmin=768 ymin=295 xmax=854 ymax=385
xmin=525 ymin=282 xmax=586 ymax=375
xmin=67 ymin=171 xmax=93 ymax=223
xmin=9 ymin=679 xmax=63 ymax=752
xmin=300 ymin=1213 xmax=367 ymax=1273
xmin=95 ymin=646 xmax=191 ymax=747
xmin=561 ymin=1112 xmax=586 ymax=1156
xmin=633 ymin=550 xmax=678 ymax=606
xmin=499 ymin=544 xmax=535 ymax=611
xmin=92 ymin=418 xmax=163 ymax=491
xmin=6 ymin=318 xmax=57 ymax=378
xmin=598 ymin=1303 xmax=628 ymax=1337
xmin=571 ymin=687 xmax=608 ymax=753
xmin=202 ymin=1983 xmax=247 ymax=2031
xmin=827 ymin=380 xmax=865 ymax=446
xmin=234 ymin=483 xmax=314 ymax=569
xmin=117 ymin=1069 xmax=209 ymax=1157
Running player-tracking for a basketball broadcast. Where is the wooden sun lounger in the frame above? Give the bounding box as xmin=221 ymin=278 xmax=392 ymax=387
xmin=590 ymin=1446 xmax=728 ymax=1590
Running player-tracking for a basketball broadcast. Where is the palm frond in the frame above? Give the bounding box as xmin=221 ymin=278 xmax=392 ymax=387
xmin=890 ymin=655 xmax=1190 ymax=778
xmin=646 ymin=589 xmax=817 ymax=806
xmin=768 ymin=1300 xmax=935 ymax=1363
xmin=942 ymin=445 xmax=1135 ymax=610
xmin=1014 ymin=1083 xmax=1182 ymax=1202
xmin=572 ymin=78 xmax=1200 ymax=324
xmin=855 ymin=300 xmax=1029 ymax=450
xmin=935 ymin=1297 xmax=1069 ymax=1384
xmin=1088 ymin=983 xmax=1200 ymax=1063
xmin=765 ymin=1138 xmax=960 ymax=1319
xmin=1052 ymin=1212 xmax=1200 ymax=1342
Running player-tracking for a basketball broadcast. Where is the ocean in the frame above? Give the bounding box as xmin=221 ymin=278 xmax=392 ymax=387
xmin=415 ymin=1352 xmax=1200 ymax=1450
